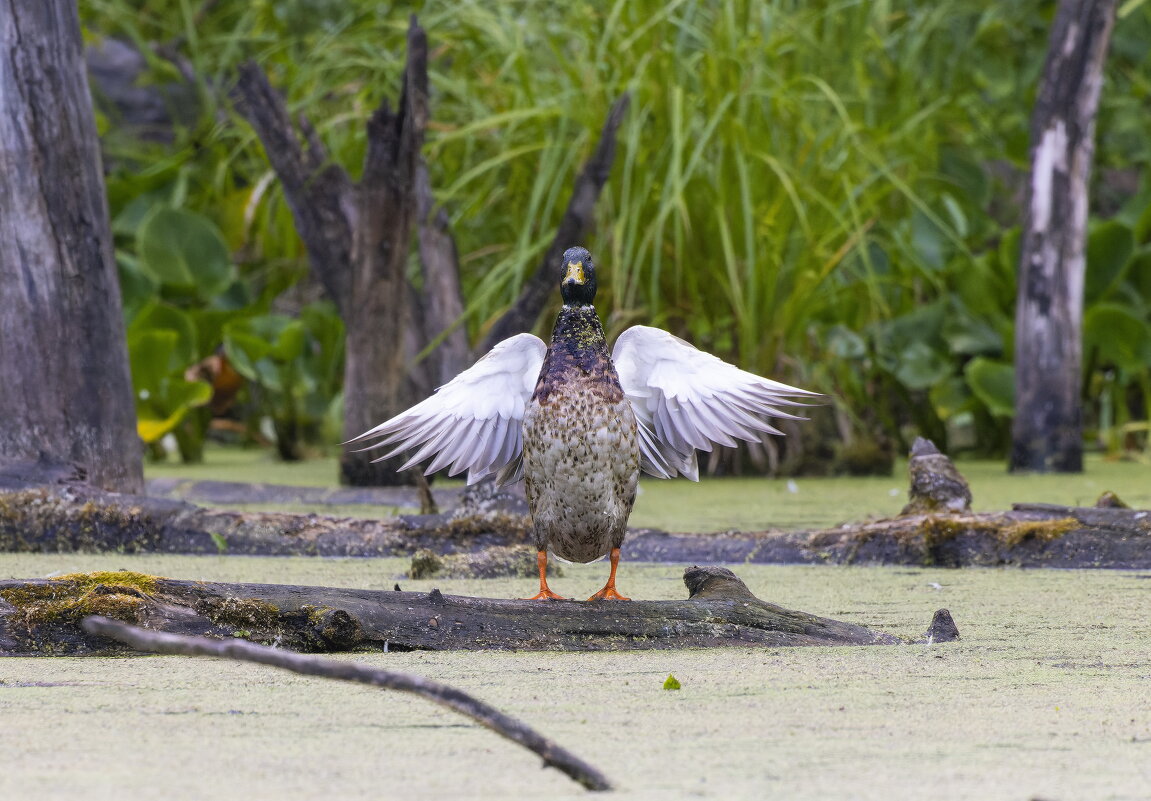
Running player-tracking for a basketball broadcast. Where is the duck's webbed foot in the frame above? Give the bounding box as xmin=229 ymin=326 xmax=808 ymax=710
xmin=586 ymin=547 xmax=631 ymax=601
xmin=520 ymin=550 xmax=569 ymax=601
xmin=525 ymin=587 xmax=568 ymax=601
xmin=587 ymin=585 xmax=630 ymax=601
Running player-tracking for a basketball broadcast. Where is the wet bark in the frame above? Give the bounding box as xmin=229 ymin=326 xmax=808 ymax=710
xmin=234 ymin=17 xmax=429 ymax=486
xmin=0 ymin=566 xmax=911 ymax=657
xmin=0 ymin=1 xmax=143 ymax=493
xmin=1011 ymin=0 xmax=1116 ymax=473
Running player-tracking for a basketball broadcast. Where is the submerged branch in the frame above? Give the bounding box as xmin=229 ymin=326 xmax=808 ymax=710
xmin=81 ymin=616 xmax=613 ymax=792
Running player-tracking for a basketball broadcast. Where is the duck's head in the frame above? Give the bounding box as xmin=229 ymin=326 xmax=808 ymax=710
xmin=560 ymin=246 xmax=597 ymax=306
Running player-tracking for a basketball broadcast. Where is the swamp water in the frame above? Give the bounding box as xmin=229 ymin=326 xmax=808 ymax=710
xmin=2 ymin=554 xmax=1149 ymax=800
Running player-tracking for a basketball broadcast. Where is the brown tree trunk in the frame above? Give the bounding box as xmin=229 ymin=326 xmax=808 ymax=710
xmin=1011 ymin=0 xmax=1116 ymax=473
xmin=414 ymin=162 xmax=471 ymax=385
xmin=236 ymin=17 xmax=429 ymax=486
xmin=0 ymin=1 xmax=142 ymax=493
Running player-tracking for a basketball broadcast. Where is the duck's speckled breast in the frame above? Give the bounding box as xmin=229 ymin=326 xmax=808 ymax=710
xmin=523 ymin=370 xmax=639 ymax=562
xmin=522 ymin=304 xmax=640 ymax=563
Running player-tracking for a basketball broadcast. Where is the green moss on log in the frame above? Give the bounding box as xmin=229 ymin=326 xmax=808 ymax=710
xmin=999 ymin=518 xmax=1078 ymax=548
xmin=0 ymin=570 xmax=162 ymax=627
xmin=194 ymin=596 xmax=282 ymax=630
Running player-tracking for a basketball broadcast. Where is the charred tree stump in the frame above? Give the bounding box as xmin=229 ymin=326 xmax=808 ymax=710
xmin=235 ymin=18 xmax=429 ymax=487
xmin=0 ymin=0 xmax=143 ymax=493
xmin=1011 ymin=0 xmax=1117 ymax=473
xmin=0 ymin=566 xmax=924 ymax=657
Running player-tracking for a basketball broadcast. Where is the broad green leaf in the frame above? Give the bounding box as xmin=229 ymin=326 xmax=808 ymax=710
xmin=894 ymin=342 xmax=951 ymax=391
xmin=942 ymin=304 xmax=1004 ymax=356
xmin=910 ymin=208 xmax=949 ymax=271
xmin=875 ymin=301 xmax=948 ymax=369
xmin=929 ymin=376 xmax=972 ymax=420
xmin=116 ymin=251 xmax=158 ymax=323
xmin=129 ymin=302 xmax=198 ymax=368
xmin=128 ymin=329 xmax=178 ymax=393
xmin=998 ymin=227 xmax=1021 ymax=279
xmin=1127 ymin=248 xmax=1151 ymax=304
xmin=136 ymin=379 xmax=212 ymax=443
xmin=137 ymin=207 xmax=235 ymax=299
xmin=223 ymin=329 xmax=273 ymax=382
xmin=826 ymin=325 xmax=866 ymax=359
xmin=1135 ymin=200 xmax=1151 ymax=246
xmin=191 ymin=308 xmax=244 ymax=359
xmin=964 ymin=357 xmax=1015 ymax=418
xmin=940 ymin=148 xmax=990 ymax=208
xmin=269 ymin=320 xmax=307 ymax=362
xmin=1083 ymin=303 xmax=1151 ymax=373
xmin=1085 ymin=221 xmax=1135 ymax=304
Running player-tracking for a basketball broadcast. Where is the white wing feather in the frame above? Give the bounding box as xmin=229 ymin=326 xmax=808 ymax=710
xmin=612 ymin=325 xmax=819 ymax=481
xmin=346 ymin=334 xmax=546 ymax=485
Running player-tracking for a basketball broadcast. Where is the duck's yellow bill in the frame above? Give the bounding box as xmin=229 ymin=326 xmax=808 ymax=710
xmin=564 ymin=260 xmax=585 ymax=285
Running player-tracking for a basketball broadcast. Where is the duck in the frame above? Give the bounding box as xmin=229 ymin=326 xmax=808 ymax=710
xmin=348 ymin=246 xmax=816 ymax=601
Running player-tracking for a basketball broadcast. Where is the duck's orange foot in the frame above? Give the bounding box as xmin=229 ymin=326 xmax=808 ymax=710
xmin=586 ymin=586 xmax=631 ymax=601
xmin=522 ymin=588 xmax=569 ymax=601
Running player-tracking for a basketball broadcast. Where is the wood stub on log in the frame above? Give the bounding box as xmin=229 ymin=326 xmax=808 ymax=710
xmin=1011 ymin=0 xmax=1117 ymax=473
xmin=0 ymin=566 xmax=910 ymax=657
xmin=924 ymin=609 xmax=960 ymax=644
xmin=481 ymin=94 xmax=632 ymax=351
xmin=0 ymin=1 xmax=143 ymax=493
xmin=80 ymin=616 xmax=613 ymax=792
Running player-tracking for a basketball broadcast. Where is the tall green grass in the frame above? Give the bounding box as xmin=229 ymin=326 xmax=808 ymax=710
xmin=84 ymin=0 xmax=1151 ymax=457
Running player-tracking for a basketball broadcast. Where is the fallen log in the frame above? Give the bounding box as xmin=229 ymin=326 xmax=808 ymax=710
xmin=3 ymin=452 xmax=1149 ymax=568
xmin=0 ymin=566 xmax=944 ymax=656
xmin=3 ymin=477 xmax=1150 ymax=568
xmin=0 ymin=481 xmax=529 ymax=557
xmin=81 ymin=615 xmax=613 ymax=792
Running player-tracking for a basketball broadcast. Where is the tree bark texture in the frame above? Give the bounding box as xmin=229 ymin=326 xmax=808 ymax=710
xmin=0 ymin=1 xmax=143 ymax=493
xmin=235 ymin=17 xmax=430 ymax=487
xmin=0 ymin=566 xmax=915 ymax=657
xmin=413 ymin=162 xmax=470 ymax=386
xmin=481 ymin=94 xmax=631 ymax=351
xmin=1011 ymin=0 xmax=1116 ymax=473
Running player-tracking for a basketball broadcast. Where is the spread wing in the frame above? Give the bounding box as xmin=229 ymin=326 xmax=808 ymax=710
xmin=612 ymin=325 xmax=819 ymax=481
xmin=346 ymin=334 xmax=546 ymax=485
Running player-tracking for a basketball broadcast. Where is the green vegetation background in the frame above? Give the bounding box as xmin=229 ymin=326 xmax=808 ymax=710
xmin=83 ymin=0 xmax=1151 ymax=468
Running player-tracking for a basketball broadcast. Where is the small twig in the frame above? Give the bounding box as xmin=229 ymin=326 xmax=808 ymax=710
xmin=81 ymin=616 xmax=612 ymax=792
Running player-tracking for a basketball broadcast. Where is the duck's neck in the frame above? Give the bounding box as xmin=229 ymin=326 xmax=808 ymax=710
xmin=551 ymin=304 xmax=608 ymax=358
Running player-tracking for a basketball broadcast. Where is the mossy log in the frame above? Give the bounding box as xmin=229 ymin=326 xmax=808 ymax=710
xmin=0 ymin=566 xmax=938 ymax=656
xmin=3 ymin=458 xmax=1149 ymax=568
xmin=0 ymin=482 xmax=529 ymax=557
xmin=3 ymin=478 xmax=1150 ymax=569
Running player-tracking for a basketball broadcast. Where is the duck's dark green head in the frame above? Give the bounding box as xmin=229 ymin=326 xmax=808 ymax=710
xmin=560 ymin=246 xmax=597 ymax=306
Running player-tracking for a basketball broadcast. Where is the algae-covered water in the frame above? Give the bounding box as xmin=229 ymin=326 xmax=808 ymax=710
xmin=3 ymin=554 xmax=1150 ymax=800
